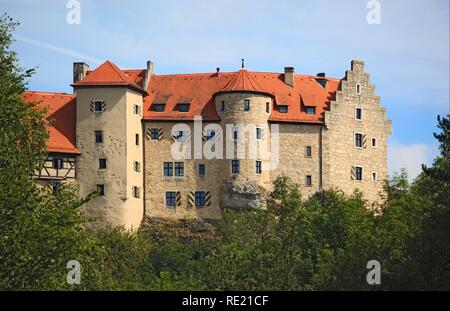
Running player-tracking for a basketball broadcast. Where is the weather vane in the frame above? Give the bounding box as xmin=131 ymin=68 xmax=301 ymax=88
xmin=241 ymin=58 xmax=245 ymax=69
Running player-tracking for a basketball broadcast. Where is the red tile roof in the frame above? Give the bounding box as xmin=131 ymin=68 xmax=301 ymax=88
xmin=219 ymin=69 xmax=269 ymax=95
xmin=143 ymin=70 xmax=341 ymax=123
xmin=26 ymin=61 xmax=343 ymax=154
xmin=72 ymin=60 xmax=147 ymax=94
xmin=23 ymin=91 xmax=80 ymax=155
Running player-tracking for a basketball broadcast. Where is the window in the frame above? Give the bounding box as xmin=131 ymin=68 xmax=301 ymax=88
xmin=152 ymin=104 xmax=165 ymax=112
xmin=306 ymin=175 xmax=312 ymax=186
xmin=206 ymin=129 xmax=216 ymax=141
xmin=195 ymin=191 xmax=206 ymax=207
xmin=355 ymin=166 xmax=363 ymax=181
xmin=178 ymin=104 xmax=190 ymax=112
xmin=53 ymin=158 xmax=63 ymax=169
xmin=94 ymin=100 xmax=104 ymax=112
xmin=233 ymin=129 xmax=239 ymax=141
xmin=372 ymin=172 xmax=377 ymax=182
xmin=278 ymin=105 xmax=288 ymax=113
xmin=175 ymin=130 xmax=185 ymax=142
xmin=132 ymin=186 xmax=141 ymax=198
xmin=52 ymin=181 xmax=61 ymax=192
xmin=355 ymin=133 xmax=363 ymax=148
xmin=199 ymin=164 xmax=206 ymax=176
xmin=256 ymin=127 xmax=263 ymax=140
xmin=231 ymin=159 xmax=240 ymax=174
xmin=97 ymin=184 xmax=105 ymax=196
xmin=166 ymin=191 xmax=177 ymax=207
xmin=99 ymin=158 xmax=107 ymax=169
xmin=135 ymin=133 xmax=140 ymax=146
xmin=372 ymin=137 xmax=377 ymax=147
xmin=256 ymin=161 xmax=262 ymax=174
xmin=150 ymin=128 xmax=159 ymax=140
xmin=163 ymin=162 xmax=173 ymax=177
xmin=174 ymin=162 xmax=184 ymax=177
xmin=133 ymin=161 xmax=141 ymax=172
xmin=95 ymin=130 xmax=104 ymax=143
xmin=133 ymin=104 xmax=141 ymax=116
xmin=305 ymin=146 xmax=312 ymax=157
xmin=244 ymin=99 xmax=250 ymax=111
xmin=305 ymin=107 xmax=316 ymax=115
xmin=266 ymin=102 xmax=270 ymax=113
xmin=355 ymin=107 xmax=362 ymax=120
xmin=221 ymin=101 xmax=225 ymax=111
xmin=356 ymin=83 xmax=361 ymax=95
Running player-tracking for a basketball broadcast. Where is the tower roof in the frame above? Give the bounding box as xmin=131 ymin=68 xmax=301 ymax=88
xmin=72 ymin=60 xmax=147 ymax=94
xmin=219 ymin=69 xmax=269 ymax=95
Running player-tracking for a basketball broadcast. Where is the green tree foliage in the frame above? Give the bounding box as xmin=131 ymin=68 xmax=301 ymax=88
xmin=0 ymin=14 xmax=109 ymax=290
xmin=408 ymin=115 xmax=450 ymax=289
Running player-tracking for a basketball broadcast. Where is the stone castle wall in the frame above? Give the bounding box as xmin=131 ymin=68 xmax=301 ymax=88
xmin=75 ymin=87 xmax=144 ymax=229
xmin=323 ymin=61 xmax=392 ymax=203
xmin=66 ymin=60 xmax=391 ymax=224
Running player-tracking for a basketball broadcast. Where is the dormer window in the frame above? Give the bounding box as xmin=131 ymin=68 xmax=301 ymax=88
xmin=305 ymin=107 xmax=316 ymax=115
xmin=152 ymin=104 xmax=165 ymax=112
xmin=278 ymin=105 xmax=288 ymax=113
xmin=178 ymin=103 xmax=190 ymax=112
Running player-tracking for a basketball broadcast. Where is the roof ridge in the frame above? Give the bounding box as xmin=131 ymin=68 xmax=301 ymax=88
xmin=221 ymin=69 xmax=266 ymax=94
xmin=25 ymin=90 xmax=75 ymax=96
xmin=105 ymin=60 xmax=129 ymax=83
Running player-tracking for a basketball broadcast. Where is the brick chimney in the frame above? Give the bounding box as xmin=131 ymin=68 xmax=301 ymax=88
xmin=284 ymin=67 xmax=295 ymax=87
xmin=73 ymin=62 xmax=89 ymax=83
xmin=143 ymin=60 xmax=154 ymax=90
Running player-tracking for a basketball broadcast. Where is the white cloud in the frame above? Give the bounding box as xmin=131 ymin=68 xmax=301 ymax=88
xmin=388 ymin=142 xmax=437 ymax=181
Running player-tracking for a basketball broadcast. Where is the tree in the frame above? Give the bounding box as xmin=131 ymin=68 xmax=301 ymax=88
xmin=0 ymin=14 xmax=109 ymax=290
xmin=408 ymin=115 xmax=450 ymax=289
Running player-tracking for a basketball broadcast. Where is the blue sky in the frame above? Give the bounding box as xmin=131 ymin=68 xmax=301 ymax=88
xmin=2 ymin=0 xmax=449 ymax=179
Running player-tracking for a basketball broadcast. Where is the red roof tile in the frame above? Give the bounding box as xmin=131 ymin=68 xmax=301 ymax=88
xmin=26 ymin=61 xmax=343 ymax=153
xmin=72 ymin=61 xmax=146 ymax=94
xmin=219 ymin=69 xmax=268 ymax=95
xmin=143 ymin=70 xmax=341 ymax=123
xmin=23 ymin=91 xmax=80 ymax=155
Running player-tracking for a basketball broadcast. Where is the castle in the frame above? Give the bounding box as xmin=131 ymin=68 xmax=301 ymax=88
xmin=25 ymin=59 xmax=391 ymax=229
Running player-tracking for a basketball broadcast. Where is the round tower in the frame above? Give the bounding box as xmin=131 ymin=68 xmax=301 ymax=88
xmin=214 ymin=69 xmax=273 ymax=209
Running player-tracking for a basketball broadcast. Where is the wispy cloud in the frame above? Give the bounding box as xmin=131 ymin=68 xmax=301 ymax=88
xmin=15 ymin=35 xmax=102 ymax=65
xmin=388 ymin=142 xmax=437 ymax=181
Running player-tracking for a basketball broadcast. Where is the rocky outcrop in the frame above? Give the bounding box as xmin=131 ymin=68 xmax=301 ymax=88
xmin=220 ymin=176 xmax=267 ymax=210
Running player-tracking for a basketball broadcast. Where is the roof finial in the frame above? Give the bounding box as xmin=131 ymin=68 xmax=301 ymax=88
xmin=241 ymin=58 xmax=245 ymax=69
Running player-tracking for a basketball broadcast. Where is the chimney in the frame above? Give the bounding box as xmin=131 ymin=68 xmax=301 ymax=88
xmin=315 ymin=72 xmax=327 ymax=88
xmin=284 ymin=67 xmax=295 ymax=87
xmin=73 ymin=62 xmax=89 ymax=83
xmin=143 ymin=60 xmax=154 ymax=90
xmin=216 ymin=67 xmax=220 ymax=76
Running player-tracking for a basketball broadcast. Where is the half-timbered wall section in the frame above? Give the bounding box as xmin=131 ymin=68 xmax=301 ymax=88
xmin=35 ymin=153 xmax=77 ymax=180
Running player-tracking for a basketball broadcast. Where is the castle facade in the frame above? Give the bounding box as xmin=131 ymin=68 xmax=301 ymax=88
xmin=25 ymin=60 xmax=391 ymax=229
